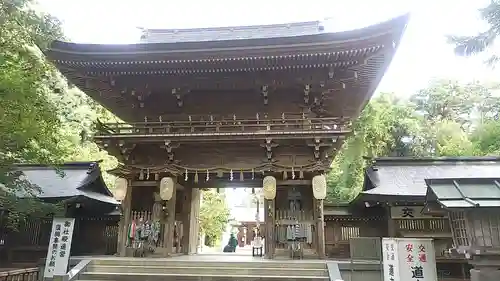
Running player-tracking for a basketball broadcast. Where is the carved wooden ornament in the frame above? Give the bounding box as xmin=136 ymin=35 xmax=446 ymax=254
xmin=159 ymin=177 xmax=175 ymax=200
xmin=263 ymin=176 xmax=277 ymax=200
xmin=312 ymin=174 xmax=327 ymax=200
xmin=114 ymin=177 xmax=128 ymax=201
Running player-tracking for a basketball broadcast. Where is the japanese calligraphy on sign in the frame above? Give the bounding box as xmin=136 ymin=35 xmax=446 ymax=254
xmin=390 ymin=206 xmax=448 ymax=219
xmin=382 ymin=238 xmax=437 ymax=281
xmin=43 ymin=218 xmax=75 ymax=278
xmin=382 ymin=238 xmax=400 ymax=281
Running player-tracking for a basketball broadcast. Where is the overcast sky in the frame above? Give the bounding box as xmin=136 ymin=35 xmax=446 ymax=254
xmin=39 ymin=0 xmax=499 ymax=95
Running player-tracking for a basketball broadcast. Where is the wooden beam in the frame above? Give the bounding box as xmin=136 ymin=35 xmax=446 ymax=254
xmin=131 ymin=180 xmax=157 ymax=187
xmin=277 ymin=180 xmax=311 ymax=186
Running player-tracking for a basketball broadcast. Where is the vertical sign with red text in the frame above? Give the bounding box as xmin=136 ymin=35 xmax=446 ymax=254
xmin=382 ymin=238 xmax=438 ymax=281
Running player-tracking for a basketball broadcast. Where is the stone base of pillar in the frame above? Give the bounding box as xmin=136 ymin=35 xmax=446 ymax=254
xmin=471 ymin=268 xmax=500 ymax=281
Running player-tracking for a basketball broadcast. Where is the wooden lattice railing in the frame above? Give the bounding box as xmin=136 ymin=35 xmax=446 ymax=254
xmin=95 ymin=117 xmax=351 ymax=137
xmin=395 ymin=218 xmax=451 ymax=233
xmin=0 ymin=268 xmax=38 ymax=281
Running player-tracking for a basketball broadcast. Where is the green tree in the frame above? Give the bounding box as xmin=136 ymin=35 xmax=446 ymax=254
xmin=449 ymin=1 xmax=500 ymax=64
xmin=199 ymin=190 xmax=230 ymax=247
xmin=1 ymin=0 xmax=120 ymax=227
xmin=1 ymin=0 xmax=67 ymax=226
xmin=327 ymin=92 xmax=428 ymax=202
xmin=326 ymin=79 xmax=500 ymax=203
xmin=470 ymin=119 xmax=500 ymax=155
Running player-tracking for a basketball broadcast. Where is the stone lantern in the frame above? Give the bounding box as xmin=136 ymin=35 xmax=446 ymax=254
xmin=425 ymin=178 xmax=500 ymax=281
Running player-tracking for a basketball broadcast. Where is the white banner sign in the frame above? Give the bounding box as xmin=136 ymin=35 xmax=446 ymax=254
xmin=382 ymin=238 xmax=438 ymax=281
xmin=382 ymin=238 xmax=400 ymax=281
xmin=391 ymin=206 xmax=447 ymax=219
xmin=44 ymin=218 xmax=75 ymax=278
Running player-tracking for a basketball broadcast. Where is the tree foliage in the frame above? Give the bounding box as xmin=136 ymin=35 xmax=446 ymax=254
xmin=326 ymin=79 xmax=500 ymax=203
xmin=1 ymin=0 xmax=67 ymax=225
xmin=0 ymin=0 xmax=118 ymax=226
xmin=449 ymin=1 xmax=500 ymax=65
xmin=199 ymin=190 xmax=230 ymax=247
xmin=1 ymin=0 xmax=230 ymax=236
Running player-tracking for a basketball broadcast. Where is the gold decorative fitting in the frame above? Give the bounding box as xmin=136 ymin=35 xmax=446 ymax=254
xmin=184 ymin=169 xmax=188 ymax=181
xmin=292 ymin=167 xmax=296 ymax=180
xmin=230 ymin=169 xmax=234 ymax=181
xmin=206 ymin=170 xmax=210 ymax=181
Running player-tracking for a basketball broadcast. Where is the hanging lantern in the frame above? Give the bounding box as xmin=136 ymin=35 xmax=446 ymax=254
xmin=114 ymin=177 xmax=128 ymax=201
xmin=262 ymin=176 xmax=276 ymax=200
xmin=312 ymin=174 xmax=327 ymax=200
xmin=159 ymin=177 xmax=175 ymax=201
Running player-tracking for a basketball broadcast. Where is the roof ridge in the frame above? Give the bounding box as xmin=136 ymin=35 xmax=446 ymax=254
xmin=13 ymin=161 xmax=102 ymax=169
xmin=140 ymin=21 xmax=321 ymax=33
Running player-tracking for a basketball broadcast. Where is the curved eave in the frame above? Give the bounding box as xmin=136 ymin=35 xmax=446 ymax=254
xmin=47 ymin=14 xmax=409 ymax=58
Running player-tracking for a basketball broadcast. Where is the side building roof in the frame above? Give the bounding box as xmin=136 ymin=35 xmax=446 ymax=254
xmin=354 ymin=156 xmax=500 ymax=203
xmin=6 ymin=162 xmax=119 ymax=206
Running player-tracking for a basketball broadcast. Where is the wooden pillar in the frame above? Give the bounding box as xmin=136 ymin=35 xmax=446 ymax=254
xmin=181 ymin=186 xmax=201 ymax=255
xmin=315 ymin=198 xmax=326 ymax=259
xmin=386 ymin=205 xmax=396 ymax=237
xmin=118 ymin=181 xmax=132 ymax=256
xmin=164 ymin=185 xmax=177 ymax=256
xmin=264 ymin=199 xmax=275 ymax=259
xmin=189 ymin=188 xmax=201 ymax=254
xmin=181 ymin=187 xmax=192 ymax=254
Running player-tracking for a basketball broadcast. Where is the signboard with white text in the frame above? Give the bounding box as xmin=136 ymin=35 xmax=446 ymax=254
xmin=43 ymin=218 xmax=75 ymax=278
xmin=382 ymin=238 xmax=438 ymax=281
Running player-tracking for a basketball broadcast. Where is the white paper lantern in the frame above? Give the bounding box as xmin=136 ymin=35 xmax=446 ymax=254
xmin=114 ymin=177 xmax=128 ymax=201
xmin=312 ymin=174 xmax=327 ymax=200
xmin=159 ymin=177 xmax=175 ymax=201
xmin=262 ymin=176 xmax=277 ymax=200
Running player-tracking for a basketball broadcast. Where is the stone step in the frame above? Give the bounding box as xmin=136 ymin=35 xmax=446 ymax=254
xmin=81 ymin=272 xmax=329 ymax=281
xmin=91 ymin=258 xmax=327 ymax=270
xmin=88 ymin=265 xmax=328 ymax=277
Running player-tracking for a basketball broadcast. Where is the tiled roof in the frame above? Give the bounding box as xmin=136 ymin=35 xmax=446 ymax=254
xmin=139 ymin=21 xmax=322 ymax=43
xmin=362 ymin=157 xmax=500 ymax=198
xmin=8 ymin=162 xmax=118 ymax=205
xmin=426 ymin=178 xmax=500 ymax=208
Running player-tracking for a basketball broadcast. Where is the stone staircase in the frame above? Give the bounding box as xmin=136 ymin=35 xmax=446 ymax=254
xmin=78 ymin=256 xmax=330 ymax=281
